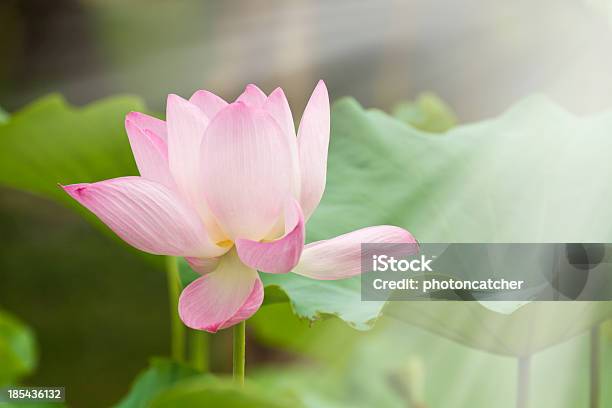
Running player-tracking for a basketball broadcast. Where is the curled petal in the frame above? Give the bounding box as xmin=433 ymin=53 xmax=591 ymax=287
xmin=235 ymin=84 xmax=266 ymax=107
xmin=62 ymin=177 xmax=225 ymax=258
xmin=179 ymin=250 xmax=263 ymax=332
xmin=189 ymin=90 xmax=228 ymax=120
xmin=235 ymin=199 xmax=305 ymax=274
xmin=297 ymin=80 xmax=330 ymax=220
xmin=218 ymin=278 xmax=264 ymax=330
xmin=293 ymin=226 xmax=417 ymax=280
xmin=125 ymin=117 xmax=173 ymax=187
xmin=201 ymin=103 xmax=293 ymax=240
xmin=126 ymin=111 xmax=167 ymax=141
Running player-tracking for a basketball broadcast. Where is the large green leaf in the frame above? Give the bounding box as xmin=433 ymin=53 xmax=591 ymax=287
xmin=385 ymin=301 xmax=612 ymax=356
xmin=260 ymin=274 xmax=383 ymax=331
xmin=274 ymin=95 xmax=612 ymax=353
xmin=312 ymin=95 xmax=612 ymax=243
xmin=0 ymin=95 xmax=162 ymax=267
xmin=0 ymin=309 xmax=37 ymax=386
xmin=337 ymin=321 xmax=612 ymax=408
xmin=114 ymin=357 xmax=305 ymax=408
xmin=249 ymin=319 xmax=612 ymax=408
xmin=113 ymin=358 xmax=200 ymax=408
xmin=0 ymin=94 xmax=140 ymax=202
xmin=150 ymin=377 xmax=304 ymax=408
xmin=250 ymin=366 xmax=350 ymax=408
xmin=248 ymin=302 xmax=362 ymax=361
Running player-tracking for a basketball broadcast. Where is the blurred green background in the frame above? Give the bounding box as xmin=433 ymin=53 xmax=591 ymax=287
xmin=2 ymin=1 xmax=612 ymax=407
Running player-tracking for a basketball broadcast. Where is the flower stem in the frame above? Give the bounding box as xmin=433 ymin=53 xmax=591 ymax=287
xmin=590 ymin=324 xmax=601 ymax=408
xmin=516 ymin=355 xmax=531 ymax=408
xmin=190 ymin=329 xmax=209 ymax=372
xmin=166 ymin=256 xmax=185 ymax=362
xmin=233 ymin=321 xmax=246 ymax=386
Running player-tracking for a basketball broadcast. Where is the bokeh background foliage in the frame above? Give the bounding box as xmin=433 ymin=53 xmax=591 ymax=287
xmin=0 ymin=308 xmax=37 ymax=386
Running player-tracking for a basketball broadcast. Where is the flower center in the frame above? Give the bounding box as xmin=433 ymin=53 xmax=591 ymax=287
xmin=216 ymin=239 xmax=234 ymax=248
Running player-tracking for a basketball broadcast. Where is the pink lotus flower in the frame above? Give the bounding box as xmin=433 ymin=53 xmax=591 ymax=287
xmin=63 ymin=81 xmax=416 ymax=332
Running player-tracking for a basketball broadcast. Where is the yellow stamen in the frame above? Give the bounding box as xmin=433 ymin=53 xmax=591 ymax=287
xmin=216 ymin=239 xmax=234 ymax=248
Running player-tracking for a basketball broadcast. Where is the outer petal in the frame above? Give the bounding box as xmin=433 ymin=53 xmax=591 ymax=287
xmin=265 ymin=88 xmax=300 ymax=197
xmin=293 ymin=226 xmax=417 ymax=280
xmin=189 ymin=90 xmax=228 ymax=120
xmin=235 ymin=84 xmax=266 ymax=107
xmin=297 ymin=80 xmax=330 ymax=220
xmin=166 ymin=94 xmax=224 ymax=240
xmin=235 ymin=199 xmax=305 ymax=274
xmin=125 ymin=117 xmax=174 ymax=187
xmin=178 ymin=249 xmax=263 ymax=332
xmin=200 ymin=103 xmax=293 ymax=240
xmin=126 ymin=111 xmax=167 ymax=141
xmin=218 ymin=278 xmax=263 ymax=330
xmin=62 ymin=177 xmax=225 ymax=258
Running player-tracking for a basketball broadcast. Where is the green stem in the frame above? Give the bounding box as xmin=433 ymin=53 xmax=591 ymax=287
xmin=233 ymin=321 xmax=246 ymax=385
xmin=166 ymin=256 xmax=185 ymax=362
xmin=516 ymin=355 xmax=531 ymax=408
xmin=190 ymin=330 xmax=209 ymax=372
xmin=590 ymin=325 xmax=601 ymax=408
